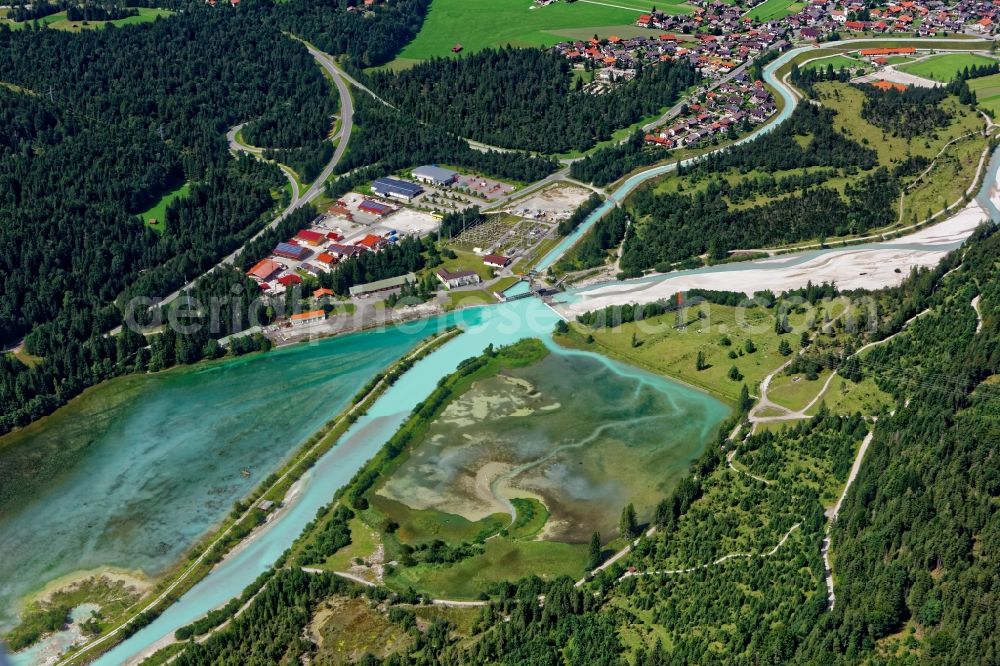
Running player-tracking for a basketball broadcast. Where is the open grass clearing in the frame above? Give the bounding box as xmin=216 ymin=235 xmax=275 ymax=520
xmin=805 ymin=376 xmax=892 ymax=416
xmin=897 ymin=52 xmax=998 ymax=83
xmin=558 ymin=302 xmax=811 ymax=403
xmin=0 ymin=7 xmax=172 ymax=31
xmin=390 ymin=0 xmax=681 ymax=65
xmin=135 ymin=181 xmax=191 ymax=233
xmin=386 ymin=538 xmax=588 ymax=599
xmin=801 ymin=54 xmax=865 ymax=73
xmin=968 ymin=72 xmax=1000 ymax=118
xmin=766 ymin=369 xmax=832 ymax=412
xmin=747 ymin=0 xmax=803 ymax=21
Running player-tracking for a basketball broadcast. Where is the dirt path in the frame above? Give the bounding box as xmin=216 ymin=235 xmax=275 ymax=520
xmin=619 ymin=523 xmax=801 ymax=580
xmin=822 ymin=421 xmax=877 ymax=609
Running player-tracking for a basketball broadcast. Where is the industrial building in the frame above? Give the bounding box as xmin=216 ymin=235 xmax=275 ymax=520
xmin=436 ymin=267 xmax=481 ymax=289
xmin=247 ymin=258 xmax=282 ymax=281
xmin=411 ymin=165 xmax=459 ymax=187
xmin=274 ymin=242 xmax=311 ymax=261
xmin=289 ymin=309 xmax=325 ymax=327
xmin=348 ymin=273 xmax=416 ymax=298
xmin=371 ymin=177 xmax=424 ymax=202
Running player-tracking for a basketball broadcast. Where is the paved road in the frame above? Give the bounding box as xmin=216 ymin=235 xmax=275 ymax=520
xmin=152 ymin=44 xmax=354 ymax=309
xmin=227 ymin=122 xmax=301 ymax=203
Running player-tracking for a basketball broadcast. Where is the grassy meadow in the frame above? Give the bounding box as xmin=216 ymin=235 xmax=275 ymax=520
xmin=0 ymin=7 xmax=172 ymax=32
xmin=389 ymin=0 xmax=689 ymax=66
xmin=897 ymin=52 xmax=998 ymax=82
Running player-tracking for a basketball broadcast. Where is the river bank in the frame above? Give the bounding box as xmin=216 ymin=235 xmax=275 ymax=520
xmin=8 ymin=36 xmax=998 ymax=666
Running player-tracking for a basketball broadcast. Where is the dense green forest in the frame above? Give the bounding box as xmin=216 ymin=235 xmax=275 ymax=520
xmin=329 ymin=94 xmax=558 ymax=189
xmin=366 ymin=48 xmax=699 ymax=153
xmin=150 ymin=224 xmax=1000 ymax=666
xmin=272 ymin=0 xmax=430 ymax=69
xmin=0 ymin=7 xmax=337 ymax=433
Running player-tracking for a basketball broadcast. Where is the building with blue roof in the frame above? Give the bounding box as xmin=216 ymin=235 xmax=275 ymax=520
xmin=371 ymin=177 xmax=424 ymax=202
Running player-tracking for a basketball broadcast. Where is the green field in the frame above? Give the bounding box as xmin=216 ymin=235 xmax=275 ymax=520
xmin=898 ymin=53 xmax=998 ymax=82
xmin=0 ymin=8 xmax=172 ymax=31
xmin=968 ymin=71 xmax=1000 ymax=117
xmin=801 ymin=54 xmax=864 ymax=73
xmin=391 ymin=0 xmax=690 ymax=65
xmin=747 ymin=0 xmax=803 ymax=21
xmin=387 ymin=538 xmax=588 ymax=599
xmin=136 ymin=182 xmax=191 ymax=233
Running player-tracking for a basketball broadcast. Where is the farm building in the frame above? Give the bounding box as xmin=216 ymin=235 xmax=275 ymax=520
xmin=277 ymin=274 xmax=302 ymax=287
xmin=482 ymin=253 xmax=511 ymax=268
xmin=290 ymin=309 xmax=325 ymax=327
xmin=371 ymin=177 xmax=424 ymax=202
xmin=412 ymin=165 xmax=459 ymax=186
xmin=348 ymin=273 xmax=416 ymax=298
xmin=247 ymin=258 xmax=282 ymax=281
xmin=436 ymin=267 xmax=481 ymax=289
xmin=274 ymin=242 xmax=311 ymax=261
xmin=359 ymin=199 xmax=393 ymax=216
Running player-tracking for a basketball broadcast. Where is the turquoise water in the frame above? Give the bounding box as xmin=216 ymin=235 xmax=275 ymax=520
xmin=0 ymin=315 xmax=472 ymax=638
xmin=501 ymin=280 xmax=531 ymax=298
xmin=533 ymin=46 xmax=806 ymax=273
xmin=91 ymin=299 xmax=572 ymax=665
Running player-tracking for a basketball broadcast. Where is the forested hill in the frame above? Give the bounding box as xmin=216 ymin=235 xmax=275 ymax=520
xmin=0 ymin=8 xmax=341 ymax=432
xmin=366 ymin=47 xmax=698 ymax=153
xmin=169 ymin=225 xmax=999 ymax=664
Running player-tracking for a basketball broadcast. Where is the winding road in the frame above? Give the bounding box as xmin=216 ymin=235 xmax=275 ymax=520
xmin=153 ymin=42 xmax=354 ymax=310
xmin=45 ymin=35 xmax=998 ymax=666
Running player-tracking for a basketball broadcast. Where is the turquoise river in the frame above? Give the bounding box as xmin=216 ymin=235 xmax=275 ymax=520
xmin=3 ymin=37 xmax=996 ymax=665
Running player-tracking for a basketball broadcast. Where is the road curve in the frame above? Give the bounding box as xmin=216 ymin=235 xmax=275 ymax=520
xmin=153 ymin=43 xmax=353 ymax=309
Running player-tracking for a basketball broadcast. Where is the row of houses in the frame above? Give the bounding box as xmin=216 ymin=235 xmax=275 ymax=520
xmin=775 ymin=0 xmax=1000 ymax=38
xmin=554 ymin=25 xmax=780 ymax=84
xmin=246 ymin=227 xmax=397 ymax=293
xmin=644 ymin=77 xmax=776 ymax=149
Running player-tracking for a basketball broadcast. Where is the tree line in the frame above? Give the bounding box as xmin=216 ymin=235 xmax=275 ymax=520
xmin=366 ymin=47 xmax=698 ymax=154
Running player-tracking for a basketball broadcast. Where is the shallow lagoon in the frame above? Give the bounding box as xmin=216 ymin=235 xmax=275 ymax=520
xmin=380 ymin=345 xmax=729 ymax=542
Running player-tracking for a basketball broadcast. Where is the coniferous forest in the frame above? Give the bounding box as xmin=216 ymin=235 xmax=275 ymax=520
xmin=0 ymin=0 xmax=431 ymax=433
xmin=139 ymin=224 xmax=1000 ymax=666
xmin=367 ymin=47 xmax=699 ymax=153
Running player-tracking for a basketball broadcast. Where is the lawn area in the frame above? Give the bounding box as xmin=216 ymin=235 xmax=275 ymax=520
xmin=969 ymin=72 xmax=1000 ymax=118
xmin=1 ymin=7 xmax=173 ymax=31
xmin=898 ymin=53 xmax=998 ymax=83
xmin=369 ymin=496 xmax=508 ymax=545
xmin=321 ymin=516 xmax=382 ymax=573
xmin=805 ymin=375 xmax=893 ymax=416
xmin=390 ymin=0 xmax=688 ymax=65
xmin=801 ymin=54 xmax=865 ymax=73
xmin=766 ymin=369 xmax=831 ymax=412
xmin=386 ymin=538 xmax=588 ymax=599
xmin=747 ymin=0 xmax=804 ymax=21
xmin=442 ymin=289 xmax=498 ymax=311
xmin=135 ymin=181 xmax=191 ymax=233
xmin=437 ymin=249 xmax=495 ymax=281
xmin=558 ymin=302 xmax=810 ymax=403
